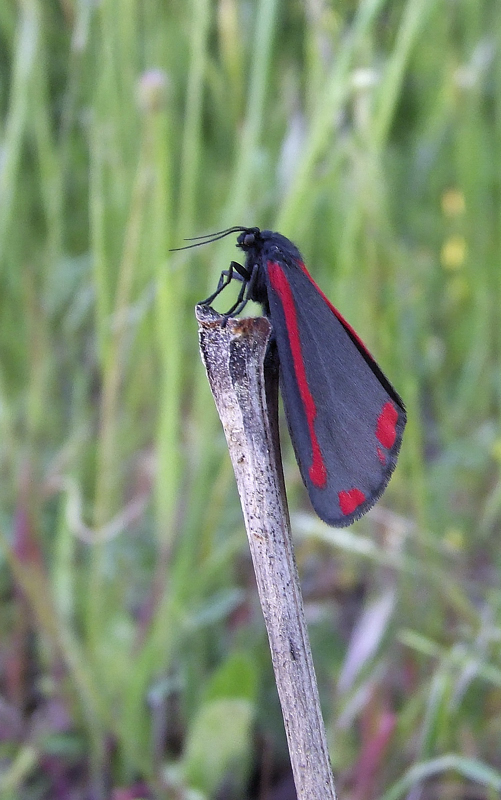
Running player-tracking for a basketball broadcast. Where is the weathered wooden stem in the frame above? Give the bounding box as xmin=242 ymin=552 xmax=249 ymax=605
xmin=196 ymin=304 xmax=336 ymax=800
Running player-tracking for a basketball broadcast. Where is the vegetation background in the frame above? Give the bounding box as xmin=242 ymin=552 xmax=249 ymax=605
xmin=1 ymin=0 xmax=500 ymax=798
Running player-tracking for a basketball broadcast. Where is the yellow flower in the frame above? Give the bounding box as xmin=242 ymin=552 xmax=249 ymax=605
xmin=441 ymin=235 xmax=467 ymax=270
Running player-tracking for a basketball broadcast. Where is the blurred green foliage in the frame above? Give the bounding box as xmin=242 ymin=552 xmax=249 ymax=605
xmin=1 ymin=0 xmax=501 ymax=798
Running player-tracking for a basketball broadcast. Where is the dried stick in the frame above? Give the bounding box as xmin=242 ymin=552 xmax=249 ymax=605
xmin=196 ymin=304 xmax=337 ymax=800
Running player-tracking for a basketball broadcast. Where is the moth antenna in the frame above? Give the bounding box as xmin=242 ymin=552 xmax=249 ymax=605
xmin=183 ymin=226 xmax=249 ymax=241
xmin=169 ymin=226 xmax=250 ymax=252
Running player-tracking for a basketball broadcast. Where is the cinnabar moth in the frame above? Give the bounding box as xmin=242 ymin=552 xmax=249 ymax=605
xmin=175 ymin=226 xmax=406 ymax=527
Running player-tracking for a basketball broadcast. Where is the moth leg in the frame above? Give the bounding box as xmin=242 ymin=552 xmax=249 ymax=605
xmin=199 ymin=270 xmax=232 ymax=306
xmin=220 ymin=280 xmax=249 ymax=317
xmin=227 ymin=262 xmax=259 ymax=317
xmin=229 ymin=261 xmax=251 ymax=282
xmin=199 ymin=261 xmax=250 ymax=306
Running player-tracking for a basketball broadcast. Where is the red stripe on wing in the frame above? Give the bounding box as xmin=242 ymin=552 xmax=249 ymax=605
xmin=297 ymin=260 xmax=372 ymax=355
xmin=268 ymin=261 xmax=327 ymax=489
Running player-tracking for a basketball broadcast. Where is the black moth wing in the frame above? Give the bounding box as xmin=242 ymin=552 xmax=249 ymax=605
xmin=264 ymin=254 xmax=406 ymax=527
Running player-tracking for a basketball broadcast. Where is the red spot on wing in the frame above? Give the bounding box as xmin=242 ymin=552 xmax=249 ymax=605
xmin=376 ymin=402 xmax=398 ymax=449
xmin=377 ymin=447 xmax=386 ymax=464
xmin=268 ymin=261 xmax=327 ymax=488
xmin=339 ymin=488 xmax=366 ymax=516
